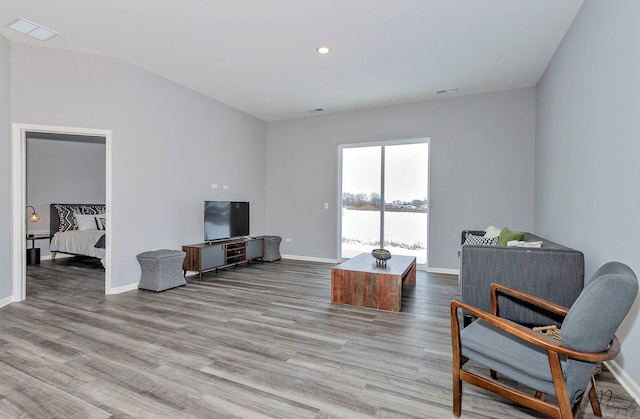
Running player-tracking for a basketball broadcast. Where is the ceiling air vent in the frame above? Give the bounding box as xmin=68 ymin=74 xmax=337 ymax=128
xmin=8 ymin=17 xmax=58 ymax=41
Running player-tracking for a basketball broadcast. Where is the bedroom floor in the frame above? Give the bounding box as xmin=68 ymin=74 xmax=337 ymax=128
xmin=2 ymin=258 xmax=634 ymax=418
xmin=26 ymin=255 xmax=104 ymax=299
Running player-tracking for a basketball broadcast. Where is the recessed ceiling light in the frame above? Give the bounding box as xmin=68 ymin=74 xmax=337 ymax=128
xmin=8 ymin=17 xmax=58 ymax=41
xmin=436 ymin=88 xmax=459 ymax=95
xmin=316 ymin=46 xmax=331 ymax=55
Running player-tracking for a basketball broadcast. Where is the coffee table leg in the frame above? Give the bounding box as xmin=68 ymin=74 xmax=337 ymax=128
xmin=404 ymin=260 xmax=416 ymax=286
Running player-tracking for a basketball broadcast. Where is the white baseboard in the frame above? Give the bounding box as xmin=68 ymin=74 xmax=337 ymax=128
xmin=281 ymin=255 xmax=460 ymax=277
xmin=1 ymin=294 xmax=13 ymax=307
xmin=427 ymin=267 xmax=459 ymax=276
xmin=604 ymin=360 xmax=640 ymax=405
xmin=281 ymin=254 xmax=338 ymax=264
xmin=106 ymin=282 xmax=139 ymax=295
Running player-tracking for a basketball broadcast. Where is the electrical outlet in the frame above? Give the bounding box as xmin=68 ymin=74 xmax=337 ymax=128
xmin=286 ymin=238 xmax=292 ymax=243
xmin=223 ymin=185 xmax=229 ymax=190
xmin=211 ymin=184 xmax=218 ymax=189
xmin=324 ymin=202 xmax=329 ymax=209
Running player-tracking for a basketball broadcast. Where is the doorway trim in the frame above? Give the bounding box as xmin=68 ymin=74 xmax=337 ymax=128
xmin=11 ymin=123 xmax=112 ymax=301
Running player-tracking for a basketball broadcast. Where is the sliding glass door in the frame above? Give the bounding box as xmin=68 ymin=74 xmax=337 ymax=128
xmin=339 ymin=139 xmax=429 ymax=264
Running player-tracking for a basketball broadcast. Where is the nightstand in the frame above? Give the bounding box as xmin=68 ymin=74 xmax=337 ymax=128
xmin=26 ymin=234 xmax=51 ymax=265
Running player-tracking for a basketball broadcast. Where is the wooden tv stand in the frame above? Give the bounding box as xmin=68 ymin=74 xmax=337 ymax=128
xmin=182 ymin=237 xmax=264 ymax=280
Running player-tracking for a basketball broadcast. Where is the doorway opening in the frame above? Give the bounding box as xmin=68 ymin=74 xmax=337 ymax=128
xmin=338 ymin=138 xmax=429 ymax=267
xmin=11 ymin=123 xmax=112 ymax=302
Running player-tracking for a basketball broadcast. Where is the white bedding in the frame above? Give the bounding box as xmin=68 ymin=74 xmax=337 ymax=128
xmin=50 ymin=230 xmax=106 ymax=263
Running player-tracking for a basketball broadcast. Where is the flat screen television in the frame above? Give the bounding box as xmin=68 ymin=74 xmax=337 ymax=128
xmin=204 ymin=201 xmax=250 ymax=241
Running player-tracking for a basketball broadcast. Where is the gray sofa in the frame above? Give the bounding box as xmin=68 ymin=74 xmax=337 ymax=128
xmin=459 ymin=230 xmax=584 ymax=326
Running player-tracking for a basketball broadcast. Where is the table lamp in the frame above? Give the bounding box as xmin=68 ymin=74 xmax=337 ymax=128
xmin=26 ymin=205 xmax=40 ymax=222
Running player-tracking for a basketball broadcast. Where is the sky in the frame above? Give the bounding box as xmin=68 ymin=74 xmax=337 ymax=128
xmin=342 ymin=142 xmax=428 ymax=203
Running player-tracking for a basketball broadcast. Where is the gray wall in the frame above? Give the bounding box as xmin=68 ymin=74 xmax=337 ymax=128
xmin=536 ymin=0 xmax=640 ymax=383
xmin=266 ymin=88 xmax=536 ymax=269
xmin=26 ymin=137 xmax=107 ymax=257
xmin=0 ymin=36 xmax=10 ymax=302
xmin=10 ymin=43 xmax=267 ymax=290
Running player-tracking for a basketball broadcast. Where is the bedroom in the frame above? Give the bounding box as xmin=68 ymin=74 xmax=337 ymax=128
xmin=25 ymin=132 xmax=107 ymax=274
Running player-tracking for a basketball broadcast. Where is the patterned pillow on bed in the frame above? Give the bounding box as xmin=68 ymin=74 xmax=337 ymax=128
xmin=81 ymin=205 xmax=106 ymax=215
xmin=95 ymin=215 xmax=106 ymax=230
xmin=55 ymin=204 xmax=106 ymax=232
xmin=55 ymin=205 xmax=82 ymax=232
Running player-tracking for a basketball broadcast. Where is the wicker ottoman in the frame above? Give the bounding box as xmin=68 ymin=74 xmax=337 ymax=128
xmin=137 ymin=249 xmax=187 ymax=292
xmin=256 ymin=235 xmax=282 ymax=261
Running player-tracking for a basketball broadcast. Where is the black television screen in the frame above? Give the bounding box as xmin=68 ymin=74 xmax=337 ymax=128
xmin=204 ymin=201 xmax=249 ymax=241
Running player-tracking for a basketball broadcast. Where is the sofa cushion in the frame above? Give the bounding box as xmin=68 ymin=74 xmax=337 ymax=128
xmin=497 ymin=228 xmax=525 ymax=246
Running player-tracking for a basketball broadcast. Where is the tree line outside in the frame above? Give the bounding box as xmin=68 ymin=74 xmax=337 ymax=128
xmin=342 ymin=192 xmax=428 ymax=212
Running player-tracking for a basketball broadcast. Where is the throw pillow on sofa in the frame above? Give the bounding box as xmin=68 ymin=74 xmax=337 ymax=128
xmin=497 ymin=228 xmax=525 ymax=246
xmin=464 ymin=232 xmax=499 ymax=246
xmin=484 ymin=225 xmax=503 ymax=238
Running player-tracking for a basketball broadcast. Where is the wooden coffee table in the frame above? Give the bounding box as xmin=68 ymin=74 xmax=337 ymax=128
xmin=331 ymin=253 xmax=416 ymax=312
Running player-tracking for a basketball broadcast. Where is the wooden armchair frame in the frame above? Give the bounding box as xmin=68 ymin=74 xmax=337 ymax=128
xmin=451 ymin=283 xmax=620 ymax=419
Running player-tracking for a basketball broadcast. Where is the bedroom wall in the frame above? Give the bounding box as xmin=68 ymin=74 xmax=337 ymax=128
xmin=265 ymin=88 xmax=536 ymax=270
xmin=26 ymin=137 xmax=107 ymax=258
xmin=0 ymin=35 xmax=11 ymax=303
xmin=535 ymin=0 xmax=640 ymax=391
xmin=10 ymin=43 xmax=267 ymax=291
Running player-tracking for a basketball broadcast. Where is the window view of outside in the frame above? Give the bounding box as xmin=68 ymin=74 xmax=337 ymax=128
xmin=341 ymin=141 xmax=429 ymax=264
xmin=341 ymin=146 xmax=382 ymax=255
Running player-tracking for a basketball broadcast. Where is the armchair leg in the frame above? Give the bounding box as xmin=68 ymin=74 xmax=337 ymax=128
xmin=453 ymin=371 xmax=462 ymax=417
xmin=588 ymin=376 xmax=602 ymax=417
xmin=549 ymin=351 xmax=574 ymax=419
xmin=453 ymin=358 xmax=463 ymax=416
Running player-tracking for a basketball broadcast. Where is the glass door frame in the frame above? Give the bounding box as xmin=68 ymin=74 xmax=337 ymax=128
xmin=337 ymin=137 xmax=430 ymax=268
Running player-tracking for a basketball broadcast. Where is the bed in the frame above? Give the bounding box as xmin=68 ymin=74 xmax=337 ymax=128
xmin=49 ymin=203 xmax=106 ymax=265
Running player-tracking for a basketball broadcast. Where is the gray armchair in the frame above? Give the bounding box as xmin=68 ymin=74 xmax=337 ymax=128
xmin=451 ymin=261 xmax=638 ymax=418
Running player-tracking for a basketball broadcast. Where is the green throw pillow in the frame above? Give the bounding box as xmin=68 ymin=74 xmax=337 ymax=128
xmin=497 ymin=228 xmax=524 ymax=246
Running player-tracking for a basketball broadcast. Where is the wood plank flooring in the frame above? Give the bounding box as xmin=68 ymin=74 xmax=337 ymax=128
xmin=0 ymin=257 xmax=634 ymax=418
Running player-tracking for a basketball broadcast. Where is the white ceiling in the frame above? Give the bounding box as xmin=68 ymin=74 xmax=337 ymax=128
xmin=0 ymin=0 xmax=584 ymax=122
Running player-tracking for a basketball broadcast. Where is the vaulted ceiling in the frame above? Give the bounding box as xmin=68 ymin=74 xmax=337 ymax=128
xmin=0 ymin=1 xmax=584 ymax=121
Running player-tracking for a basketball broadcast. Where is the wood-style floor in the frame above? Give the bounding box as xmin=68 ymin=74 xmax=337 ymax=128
xmin=0 ymin=257 xmax=634 ymax=418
